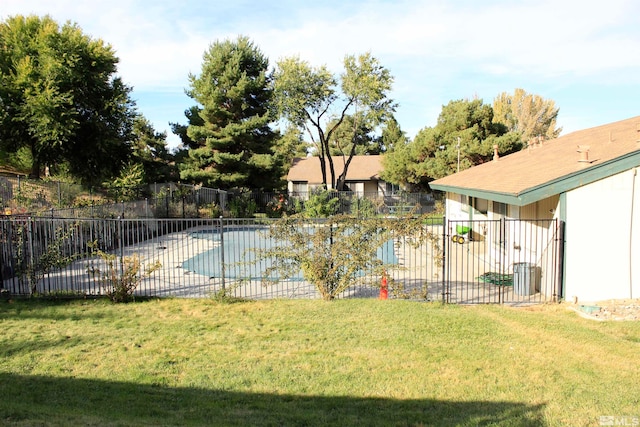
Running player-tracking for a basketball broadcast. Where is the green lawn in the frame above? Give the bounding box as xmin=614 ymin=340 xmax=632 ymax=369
xmin=1 ymin=298 xmax=638 ymax=426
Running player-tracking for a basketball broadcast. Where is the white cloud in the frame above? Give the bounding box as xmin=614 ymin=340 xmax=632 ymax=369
xmin=2 ymin=0 xmax=639 ymax=143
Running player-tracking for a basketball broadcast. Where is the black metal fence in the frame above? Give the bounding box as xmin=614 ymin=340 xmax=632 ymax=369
xmin=444 ymin=218 xmax=563 ymax=304
xmin=1 ymin=175 xmax=436 ymax=220
xmin=0 ymin=216 xmax=563 ymax=303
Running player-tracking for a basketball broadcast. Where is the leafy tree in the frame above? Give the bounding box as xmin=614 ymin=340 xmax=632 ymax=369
xmin=326 ymin=115 xmax=384 ymax=155
xmin=255 ymin=213 xmax=439 ymax=300
xmin=177 ymin=35 xmax=283 ymax=191
xmin=382 ymin=99 xmax=522 ymax=189
xmin=380 ymin=116 xmax=408 ymax=151
xmin=272 ymin=125 xmax=309 ymax=174
xmin=102 ymin=162 xmax=145 ymax=201
xmin=493 ymin=88 xmax=562 ymax=143
xmin=273 ymin=52 xmax=395 ymax=190
xmin=131 ymin=116 xmax=177 ymax=183
xmin=0 ymin=15 xmax=136 ymax=184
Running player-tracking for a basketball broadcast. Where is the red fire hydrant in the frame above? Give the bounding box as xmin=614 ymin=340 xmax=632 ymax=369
xmin=379 ymin=273 xmax=388 ymax=300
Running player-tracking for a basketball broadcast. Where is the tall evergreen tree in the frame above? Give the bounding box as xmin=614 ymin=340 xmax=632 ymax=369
xmin=178 ymin=36 xmax=283 ymax=191
xmin=131 ymin=116 xmax=177 ymax=183
xmin=382 ymin=99 xmax=522 ymax=189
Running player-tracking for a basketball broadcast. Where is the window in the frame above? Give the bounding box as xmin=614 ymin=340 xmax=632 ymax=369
xmin=291 ymin=181 xmax=307 ymax=196
xmin=473 ymin=198 xmax=488 ymax=214
xmin=460 ymin=194 xmax=469 ymax=213
xmin=493 ymin=202 xmax=507 ymax=217
xmin=385 ymin=182 xmax=400 ymax=193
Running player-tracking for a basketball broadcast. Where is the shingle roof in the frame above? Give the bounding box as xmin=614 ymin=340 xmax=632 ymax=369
xmin=430 ymin=115 xmax=640 ymax=206
xmin=287 ymin=155 xmax=382 ymax=184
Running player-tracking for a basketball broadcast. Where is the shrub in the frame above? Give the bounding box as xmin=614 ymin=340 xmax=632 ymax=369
xmin=255 ymin=213 xmax=440 ymax=300
xmin=349 ymin=196 xmax=380 ymax=218
xmin=86 ymin=242 xmax=161 ymax=303
xmin=300 ymin=188 xmax=339 ymax=218
xmin=229 ymin=193 xmax=257 ymax=218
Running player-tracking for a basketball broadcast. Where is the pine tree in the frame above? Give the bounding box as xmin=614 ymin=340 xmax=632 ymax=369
xmin=178 ymin=36 xmax=283 ymax=191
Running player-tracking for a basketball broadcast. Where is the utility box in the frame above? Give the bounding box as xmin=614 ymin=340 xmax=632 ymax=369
xmin=513 ymin=263 xmax=538 ymax=296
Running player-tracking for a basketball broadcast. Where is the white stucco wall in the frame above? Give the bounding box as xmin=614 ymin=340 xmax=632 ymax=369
xmin=564 ymin=168 xmax=640 ymax=302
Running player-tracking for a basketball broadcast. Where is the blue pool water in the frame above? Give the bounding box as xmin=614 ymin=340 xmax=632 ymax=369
xmin=182 ymin=227 xmax=398 ymax=279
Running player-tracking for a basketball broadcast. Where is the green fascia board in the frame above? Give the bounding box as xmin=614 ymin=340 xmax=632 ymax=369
xmin=431 ymin=151 xmax=640 ymax=207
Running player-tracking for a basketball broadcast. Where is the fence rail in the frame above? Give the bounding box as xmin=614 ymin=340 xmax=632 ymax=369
xmin=0 ymin=216 xmax=563 ymax=303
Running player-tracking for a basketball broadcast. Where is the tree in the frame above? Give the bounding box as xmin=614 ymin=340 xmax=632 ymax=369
xmin=255 ymin=213 xmax=439 ymax=300
xmin=382 ymin=99 xmax=522 ymax=189
xmin=379 ymin=117 xmax=411 ymax=188
xmin=131 ymin=116 xmax=177 ymax=183
xmin=177 ymin=35 xmax=283 ymax=191
xmin=493 ymin=88 xmax=562 ymax=143
xmin=273 ymin=52 xmax=395 ymax=190
xmin=272 ymin=125 xmax=309 ymax=174
xmin=380 ymin=116 xmax=408 ymax=151
xmin=326 ymin=115 xmax=384 ymax=155
xmin=0 ymin=15 xmax=136 ymax=184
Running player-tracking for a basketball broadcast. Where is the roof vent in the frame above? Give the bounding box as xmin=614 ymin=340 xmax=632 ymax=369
xmin=493 ymin=144 xmax=499 ymax=161
xmin=577 ymin=145 xmax=591 ymax=162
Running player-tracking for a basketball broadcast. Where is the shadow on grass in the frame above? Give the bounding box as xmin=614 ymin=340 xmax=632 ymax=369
xmin=0 ymin=373 xmax=546 ymax=426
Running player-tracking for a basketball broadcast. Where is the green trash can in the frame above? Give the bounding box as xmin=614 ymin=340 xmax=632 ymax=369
xmin=513 ymin=263 xmax=537 ymax=296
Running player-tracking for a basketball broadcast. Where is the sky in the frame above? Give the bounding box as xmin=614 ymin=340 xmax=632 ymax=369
xmin=2 ymin=0 xmax=639 ymax=149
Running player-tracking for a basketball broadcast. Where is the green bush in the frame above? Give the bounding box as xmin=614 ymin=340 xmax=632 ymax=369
xmin=300 ymin=188 xmax=339 ymax=218
xmin=229 ymin=193 xmax=257 ymax=218
xmin=86 ymin=242 xmax=161 ymax=303
xmin=349 ymin=196 xmax=379 ymax=218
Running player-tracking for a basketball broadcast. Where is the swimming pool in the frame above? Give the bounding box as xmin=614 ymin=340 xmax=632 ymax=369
xmin=182 ymin=226 xmax=399 ymax=280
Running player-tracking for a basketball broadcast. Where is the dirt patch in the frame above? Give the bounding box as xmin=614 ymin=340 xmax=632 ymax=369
xmin=569 ymin=299 xmax=640 ymax=321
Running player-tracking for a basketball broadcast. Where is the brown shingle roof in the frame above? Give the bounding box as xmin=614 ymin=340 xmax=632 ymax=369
xmin=430 ymin=116 xmax=640 ymax=205
xmin=287 ymin=155 xmax=382 ymax=184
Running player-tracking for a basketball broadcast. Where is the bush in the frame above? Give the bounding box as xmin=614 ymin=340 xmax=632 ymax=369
xmin=300 ymin=188 xmax=339 ymax=218
xmin=86 ymin=242 xmax=161 ymax=303
xmin=229 ymin=193 xmax=257 ymax=218
xmin=349 ymin=196 xmax=380 ymax=218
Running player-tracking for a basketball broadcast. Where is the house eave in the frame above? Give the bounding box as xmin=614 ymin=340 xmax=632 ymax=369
xmin=430 ymin=150 xmax=640 ymax=206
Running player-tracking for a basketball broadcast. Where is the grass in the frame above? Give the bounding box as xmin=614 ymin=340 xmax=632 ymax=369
xmin=0 ymin=298 xmax=639 ymax=426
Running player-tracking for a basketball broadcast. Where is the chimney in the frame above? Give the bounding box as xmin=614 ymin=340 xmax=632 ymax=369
xmin=577 ymin=145 xmax=590 ymax=162
xmin=493 ymin=144 xmax=499 ymax=161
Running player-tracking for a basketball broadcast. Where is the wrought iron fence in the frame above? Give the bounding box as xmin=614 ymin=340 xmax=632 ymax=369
xmin=444 ymin=218 xmax=563 ymax=304
xmin=0 ymin=217 xmax=443 ymax=300
xmin=0 ymin=216 xmax=563 ymax=303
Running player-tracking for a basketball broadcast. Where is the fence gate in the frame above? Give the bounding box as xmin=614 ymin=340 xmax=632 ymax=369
xmin=443 ymin=218 xmax=563 ymax=304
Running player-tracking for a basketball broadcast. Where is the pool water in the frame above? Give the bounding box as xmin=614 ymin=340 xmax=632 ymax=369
xmin=182 ymin=227 xmax=399 ymax=279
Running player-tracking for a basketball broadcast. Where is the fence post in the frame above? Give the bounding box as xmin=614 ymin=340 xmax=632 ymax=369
xmin=441 ymin=215 xmax=447 ymax=304
xmin=27 ymin=217 xmax=34 ymax=294
xmin=118 ymin=217 xmax=125 ymax=277
xmin=219 ymin=216 xmax=225 ymax=291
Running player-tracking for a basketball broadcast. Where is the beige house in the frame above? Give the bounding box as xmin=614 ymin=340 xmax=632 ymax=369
xmin=430 ymin=116 xmax=640 ymax=303
xmin=287 ymin=155 xmax=395 ymax=196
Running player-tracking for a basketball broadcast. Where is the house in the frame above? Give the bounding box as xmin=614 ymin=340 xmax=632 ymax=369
xmin=287 ymin=155 xmax=396 ymax=196
xmin=430 ymin=116 xmax=640 ymax=303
